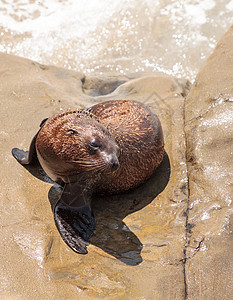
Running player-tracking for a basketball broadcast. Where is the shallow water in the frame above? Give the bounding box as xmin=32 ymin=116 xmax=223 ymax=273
xmin=0 ymin=0 xmax=232 ymax=82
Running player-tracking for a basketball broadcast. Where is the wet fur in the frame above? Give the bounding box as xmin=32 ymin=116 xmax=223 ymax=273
xmin=12 ymin=100 xmax=164 ymax=254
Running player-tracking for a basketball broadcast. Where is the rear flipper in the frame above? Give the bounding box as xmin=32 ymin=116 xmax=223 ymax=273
xmin=54 ymin=183 xmax=95 ymax=254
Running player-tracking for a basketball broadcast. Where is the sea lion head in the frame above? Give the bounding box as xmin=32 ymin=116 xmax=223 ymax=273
xmin=36 ymin=112 xmax=120 ymax=183
xmin=64 ymin=118 xmax=120 ymax=171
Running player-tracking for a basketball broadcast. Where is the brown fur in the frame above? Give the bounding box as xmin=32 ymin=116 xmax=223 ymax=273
xmin=12 ymin=99 xmax=165 ymax=254
xmin=36 ymin=100 xmax=164 ymax=195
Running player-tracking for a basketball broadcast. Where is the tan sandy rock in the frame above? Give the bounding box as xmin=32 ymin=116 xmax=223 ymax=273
xmin=184 ymin=25 xmax=233 ymax=298
xmin=2 ymin=23 xmax=232 ymax=298
xmin=0 ymin=52 xmax=190 ymax=299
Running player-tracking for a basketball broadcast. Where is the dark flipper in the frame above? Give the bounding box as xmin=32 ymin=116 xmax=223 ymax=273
xmin=54 ymin=183 xmax=95 ymax=254
xmin=12 ymin=118 xmax=48 ymax=165
xmin=12 ymin=134 xmax=38 ymax=165
xmin=12 ymin=148 xmax=30 ymax=165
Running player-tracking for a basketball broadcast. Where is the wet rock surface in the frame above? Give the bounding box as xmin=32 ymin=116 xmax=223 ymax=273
xmin=0 ymin=53 xmax=189 ymax=299
xmin=0 ymin=25 xmax=232 ymax=299
xmin=184 ymin=25 xmax=233 ymax=298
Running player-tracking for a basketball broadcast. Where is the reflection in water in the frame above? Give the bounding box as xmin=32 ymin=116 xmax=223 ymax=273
xmin=22 ymin=152 xmax=170 ymax=265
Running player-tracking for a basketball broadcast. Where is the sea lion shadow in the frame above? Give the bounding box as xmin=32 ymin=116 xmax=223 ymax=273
xmin=91 ymin=152 xmax=170 ymax=265
xmin=22 ymin=152 xmax=170 ymax=266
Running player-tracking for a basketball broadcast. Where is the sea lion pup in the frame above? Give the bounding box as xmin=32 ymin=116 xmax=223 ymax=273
xmin=12 ymin=100 xmax=164 ymax=254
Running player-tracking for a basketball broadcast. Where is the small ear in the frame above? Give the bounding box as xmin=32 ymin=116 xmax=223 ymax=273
xmin=54 ymin=183 xmax=95 ymax=254
xmin=40 ymin=118 xmax=48 ymax=127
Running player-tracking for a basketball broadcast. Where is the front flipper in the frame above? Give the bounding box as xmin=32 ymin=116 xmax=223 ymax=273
xmin=12 ymin=133 xmax=38 ymax=165
xmin=12 ymin=118 xmax=48 ymax=165
xmin=54 ymin=183 xmax=95 ymax=254
xmin=12 ymin=148 xmax=31 ymax=165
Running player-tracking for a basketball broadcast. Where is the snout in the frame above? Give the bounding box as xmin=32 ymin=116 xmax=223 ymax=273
xmin=111 ymin=159 xmax=119 ymax=171
xmin=109 ymin=156 xmax=119 ymax=171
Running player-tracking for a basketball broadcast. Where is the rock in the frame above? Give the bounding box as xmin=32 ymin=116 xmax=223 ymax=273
xmin=0 ymin=52 xmax=190 ymax=298
xmin=184 ymin=25 xmax=233 ymax=298
xmin=2 ymin=21 xmax=232 ymax=297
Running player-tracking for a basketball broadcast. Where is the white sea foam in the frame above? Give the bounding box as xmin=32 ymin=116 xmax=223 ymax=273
xmin=0 ymin=0 xmax=232 ymax=81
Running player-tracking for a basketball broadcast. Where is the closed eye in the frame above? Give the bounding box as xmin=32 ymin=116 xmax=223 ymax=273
xmin=67 ymin=129 xmax=78 ymax=134
xmin=89 ymin=140 xmax=101 ymax=151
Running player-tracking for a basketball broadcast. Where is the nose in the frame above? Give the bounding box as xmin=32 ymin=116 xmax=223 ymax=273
xmin=112 ymin=160 xmax=119 ymax=171
xmin=110 ymin=156 xmax=119 ymax=171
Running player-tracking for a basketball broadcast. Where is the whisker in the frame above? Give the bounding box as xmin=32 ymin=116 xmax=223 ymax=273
xmin=68 ymin=160 xmax=102 ymax=166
